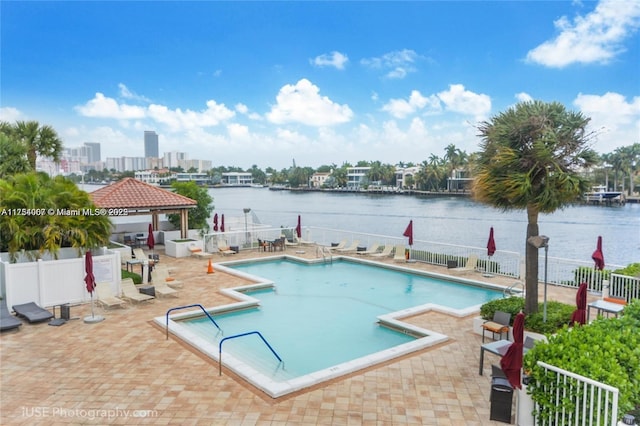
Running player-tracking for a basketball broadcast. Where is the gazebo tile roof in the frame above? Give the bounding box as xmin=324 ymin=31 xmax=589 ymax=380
xmin=90 ymin=178 xmax=197 ymax=209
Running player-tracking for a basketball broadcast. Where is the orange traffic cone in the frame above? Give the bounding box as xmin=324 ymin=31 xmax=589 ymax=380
xmin=207 ymin=259 xmax=214 ymax=274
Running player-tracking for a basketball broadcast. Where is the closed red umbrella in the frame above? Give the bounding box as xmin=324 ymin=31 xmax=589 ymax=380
xmin=570 ymin=282 xmax=588 ymax=326
xmin=213 ymin=213 xmax=218 ymax=232
xmin=84 ymin=250 xmax=97 ymax=319
xmin=487 ymin=227 xmax=496 ymax=257
xmin=403 ymin=220 xmax=413 ymax=246
xmin=220 ymin=214 xmax=225 ymax=233
xmin=500 ymin=311 xmax=524 ymax=389
xmin=592 ymin=236 xmax=604 ymax=270
xmin=147 ymin=223 xmax=155 ymax=250
xmin=296 ymin=215 xmax=302 ymax=238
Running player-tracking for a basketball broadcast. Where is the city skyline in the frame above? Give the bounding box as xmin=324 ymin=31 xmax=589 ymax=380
xmin=1 ymin=1 xmax=639 ymax=169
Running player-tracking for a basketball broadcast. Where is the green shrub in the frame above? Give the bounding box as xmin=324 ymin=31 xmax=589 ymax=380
xmin=121 ymin=269 xmax=142 ymax=284
xmin=480 ymin=297 xmax=574 ymax=335
xmin=524 ymin=299 xmax=640 ymax=421
xmin=614 ymin=262 xmax=640 ymax=277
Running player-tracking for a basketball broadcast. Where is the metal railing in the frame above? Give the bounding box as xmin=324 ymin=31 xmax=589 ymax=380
xmin=609 ymin=273 xmax=640 ymax=302
xmin=165 ymin=304 xmax=222 ymax=339
xmin=534 ymin=361 xmax=619 ymax=426
xmin=218 ymin=331 xmax=283 ymax=376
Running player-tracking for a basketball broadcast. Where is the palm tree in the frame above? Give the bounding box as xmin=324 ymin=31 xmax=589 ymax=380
xmin=1 ymin=120 xmax=64 ymax=170
xmin=473 ymin=101 xmax=598 ymax=314
xmin=0 ymin=133 xmax=30 ymax=178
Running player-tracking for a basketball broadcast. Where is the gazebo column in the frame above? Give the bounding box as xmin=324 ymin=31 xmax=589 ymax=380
xmin=180 ymin=210 xmax=189 ymax=239
xmin=152 ymin=213 xmax=159 ymax=232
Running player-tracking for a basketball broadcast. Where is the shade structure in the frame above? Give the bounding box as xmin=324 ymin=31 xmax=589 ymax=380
xmin=487 ymin=227 xmax=496 ymax=257
xmin=213 ymin=213 xmax=218 ymax=232
xmin=220 ymin=214 xmax=225 ymax=232
xmin=147 ymin=223 xmax=155 ymax=250
xmin=84 ymin=251 xmax=96 ymax=294
xmin=296 ymin=215 xmax=302 ymax=238
xmin=570 ymin=282 xmax=588 ymax=326
xmin=500 ymin=311 xmax=524 ymax=389
xmin=403 ymin=220 xmax=413 ymax=246
xmin=591 ymin=236 xmax=604 ymax=270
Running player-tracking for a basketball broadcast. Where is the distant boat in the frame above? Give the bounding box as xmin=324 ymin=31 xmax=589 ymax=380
xmin=584 ymin=185 xmax=622 ymax=202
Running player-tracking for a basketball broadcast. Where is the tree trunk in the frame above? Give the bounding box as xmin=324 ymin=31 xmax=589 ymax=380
xmin=525 ymin=205 xmax=539 ymax=315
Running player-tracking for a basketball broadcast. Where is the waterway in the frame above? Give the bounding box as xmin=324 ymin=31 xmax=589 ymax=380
xmin=207 ymin=187 xmax=639 ymax=267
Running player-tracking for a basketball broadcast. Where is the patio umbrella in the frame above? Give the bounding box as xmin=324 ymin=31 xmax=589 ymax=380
xmin=403 ymin=220 xmax=413 ymax=246
xmin=487 ymin=227 xmax=496 ymax=257
xmin=213 ymin=213 xmax=219 ymax=232
xmin=570 ymin=282 xmax=588 ymax=326
xmin=147 ymin=223 xmax=155 ymax=253
xmin=296 ymin=215 xmax=302 ymax=238
xmin=500 ymin=311 xmax=524 ymax=389
xmin=84 ymin=250 xmax=97 ymax=320
xmin=592 ymin=236 xmax=605 ymax=270
xmin=220 ymin=214 xmax=225 ymax=233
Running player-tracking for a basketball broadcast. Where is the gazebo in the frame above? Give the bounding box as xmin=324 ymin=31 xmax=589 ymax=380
xmin=90 ymin=178 xmax=197 ymax=239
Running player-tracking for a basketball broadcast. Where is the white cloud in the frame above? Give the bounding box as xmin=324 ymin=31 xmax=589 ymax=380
xmin=573 ymin=91 xmax=640 ymax=152
xmin=118 ymin=83 xmax=151 ymax=103
xmin=526 ymin=0 xmax=640 ymax=67
xmin=235 ymin=103 xmax=249 ymax=114
xmin=266 ymin=79 xmax=353 ymax=126
xmin=382 ymin=90 xmax=440 ymax=119
xmin=0 ymin=106 xmax=22 ymax=122
xmin=437 ymin=84 xmax=491 ymax=119
xmin=76 ymin=93 xmax=146 ymax=119
xmin=361 ymin=49 xmax=419 ymax=79
xmin=515 ymin=92 xmax=534 ymax=103
xmin=311 ymin=51 xmax=349 ymax=70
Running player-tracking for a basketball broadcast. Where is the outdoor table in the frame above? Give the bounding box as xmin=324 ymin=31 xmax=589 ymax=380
xmin=479 ymin=339 xmax=512 ymax=375
xmin=587 ymin=299 xmax=625 ymax=321
xmin=126 ymin=259 xmax=145 ymax=273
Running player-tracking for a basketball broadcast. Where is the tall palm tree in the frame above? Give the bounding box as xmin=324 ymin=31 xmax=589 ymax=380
xmin=473 ymin=101 xmax=598 ymax=314
xmin=0 ymin=133 xmax=30 ymax=178
xmin=1 ymin=121 xmax=64 ymax=170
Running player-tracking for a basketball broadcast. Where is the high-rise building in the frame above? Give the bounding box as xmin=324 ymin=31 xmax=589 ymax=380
xmin=144 ymin=131 xmax=159 ymax=158
xmin=84 ymin=142 xmax=101 ymax=163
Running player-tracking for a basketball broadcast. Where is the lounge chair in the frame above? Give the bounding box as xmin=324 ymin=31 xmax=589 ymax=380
xmin=328 ymin=239 xmax=347 ymax=251
xmin=356 ymin=242 xmax=380 ymax=255
xmin=96 ymin=282 xmax=127 ymax=309
xmin=282 ymin=234 xmax=298 ymax=247
xmin=154 ymin=280 xmax=179 ymax=298
xmin=153 ymin=265 xmax=183 ymax=289
xmin=450 ymin=254 xmax=478 ymax=275
xmin=120 ymin=278 xmax=154 ymax=303
xmin=337 ymin=240 xmax=360 ymax=253
xmin=133 ymin=248 xmax=155 ymax=266
xmin=393 ymin=245 xmax=407 ymax=262
xmin=189 ymin=246 xmax=212 ymax=259
xmin=294 ymin=235 xmax=314 ymax=245
xmin=1 ymin=300 xmax=22 ymax=331
xmin=369 ymin=244 xmax=394 ymax=258
xmin=217 ymin=240 xmax=236 ymax=256
xmin=11 ymin=302 xmax=54 ymax=323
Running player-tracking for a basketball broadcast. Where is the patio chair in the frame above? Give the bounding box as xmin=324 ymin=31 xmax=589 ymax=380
xmin=189 ymin=246 xmax=212 ymax=259
xmin=133 ymin=248 xmax=155 ymax=266
xmin=152 ymin=265 xmax=183 ymax=289
xmin=482 ymin=311 xmax=511 ymax=342
xmin=270 ymin=237 xmax=286 ymax=252
xmin=294 ymin=234 xmax=314 ymax=245
xmin=154 ymin=280 xmax=179 ymax=298
xmin=217 ymin=240 xmax=236 ymax=256
xmin=356 ymin=242 xmax=380 ymax=255
xmin=337 ymin=240 xmax=360 ymax=253
xmin=1 ymin=300 xmax=22 ymax=331
xmin=393 ymin=245 xmax=407 ymax=262
xmin=11 ymin=302 xmax=54 ymax=323
xmin=369 ymin=244 xmax=394 ymax=258
xmin=282 ymin=234 xmax=298 ymax=247
xmin=450 ymin=254 xmax=478 ymax=275
xmin=257 ymin=238 xmax=270 ymax=252
xmin=120 ymin=278 xmax=154 ymax=303
xmin=328 ymin=239 xmax=347 ymax=251
xmin=96 ymin=282 xmax=127 ymax=309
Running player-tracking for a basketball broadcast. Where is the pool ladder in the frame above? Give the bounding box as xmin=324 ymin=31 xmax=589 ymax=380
xmin=219 ymin=331 xmax=284 ymax=376
xmin=165 ymin=304 xmax=223 ymax=340
xmin=503 ymin=282 xmax=525 ymax=298
xmin=316 ymin=246 xmax=333 ymax=263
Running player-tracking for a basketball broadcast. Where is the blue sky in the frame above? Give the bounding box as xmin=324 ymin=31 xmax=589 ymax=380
xmin=1 ymin=0 xmax=639 ymax=169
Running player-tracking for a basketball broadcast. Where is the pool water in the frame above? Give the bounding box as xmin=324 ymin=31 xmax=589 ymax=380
xmin=177 ymin=258 xmax=502 ymax=387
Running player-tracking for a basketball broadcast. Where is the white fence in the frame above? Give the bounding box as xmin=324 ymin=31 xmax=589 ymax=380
xmin=1 ymin=250 xmax=121 ymax=309
xmin=609 ymin=273 xmax=640 ymax=302
xmin=534 ymin=361 xmax=619 ymax=426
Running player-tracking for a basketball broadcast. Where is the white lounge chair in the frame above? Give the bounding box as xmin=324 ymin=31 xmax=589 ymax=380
xmin=189 ymin=245 xmax=212 ymax=259
xmin=217 ymin=240 xmax=236 ymax=256
xmin=328 ymin=239 xmax=347 ymax=251
xmin=154 ymin=280 xmax=179 ymax=298
xmin=450 ymin=254 xmax=478 ymax=275
xmin=96 ymin=282 xmax=127 ymax=309
xmin=369 ymin=244 xmax=394 ymax=258
xmin=153 ymin=265 xmax=183 ymax=289
xmin=120 ymin=278 xmax=154 ymax=303
xmin=337 ymin=240 xmax=360 ymax=253
xmin=294 ymin=234 xmax=314 ymax=245
xmin=356 ymin=242 xmax=380 ymax=255
xmin=393 ymin=245 xmax=407 ymax=262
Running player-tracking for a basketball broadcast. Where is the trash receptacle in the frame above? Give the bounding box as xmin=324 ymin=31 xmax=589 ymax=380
xmin=490 ymin=376 xmax=513 ymax=423
xmin=60 ymin=303 xmax=71 ymax=320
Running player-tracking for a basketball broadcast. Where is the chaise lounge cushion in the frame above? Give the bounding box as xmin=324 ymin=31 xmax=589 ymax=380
xmin=1 ymin=300 xmax=22 ymax=331
xmin=12 ymin=302 xmax=54 ymax=323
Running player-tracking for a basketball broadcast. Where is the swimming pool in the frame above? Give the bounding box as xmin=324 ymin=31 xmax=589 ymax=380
xmin=157 ymin=256 xmax=504 ymax=397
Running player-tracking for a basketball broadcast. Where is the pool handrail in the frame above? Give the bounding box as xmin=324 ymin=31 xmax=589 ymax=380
xmin=165 ymin=304 xmax=222 ymax=340
xmin=218 ymin=331 xmax=283 ymax=376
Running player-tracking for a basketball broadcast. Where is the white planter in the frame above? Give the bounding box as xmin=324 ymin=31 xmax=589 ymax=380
xmin=165 ymin=239 xmax=203 ymax=258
